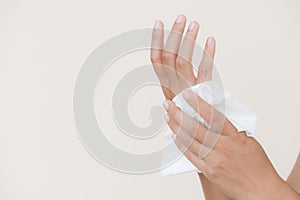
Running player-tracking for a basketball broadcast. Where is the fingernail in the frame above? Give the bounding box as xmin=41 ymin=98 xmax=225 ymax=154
xmin=165 ymin=114 xmax=170 ymax=122
xmin=183 ymin=89 xmax=193 ymax=99
xmin=207 ymin=37 xmax=214 ymax=46
xmin=188 ymin=21 xmax=196 ymax=31
xmin=154 ymin=20 xmax=162 ymax=29
xmin=162 ymin=101 xmax=169 ymax=110
xmin=175 ymin=15 xmax=184 ymax=24
xmin=171 ymin=134 xmax=176 ymax=141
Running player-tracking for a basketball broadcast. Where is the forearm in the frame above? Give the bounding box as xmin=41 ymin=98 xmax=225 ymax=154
xmin=250 ymin=176 xmax=300 ymax=200
xmin=198 ymin=173 xmax=232 ymax=200
xmin=287 ymin=153 xmax=300 ymax=194
xmin=273 ymin=182 xmax=300 ymax=200
xmin=198 ymin=160 xmax=300 ymax=200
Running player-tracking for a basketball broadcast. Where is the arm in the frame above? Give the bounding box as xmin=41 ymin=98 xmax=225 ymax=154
xmin=198 ymin=173 xmax=233 ymax=200
xmin=199 ymin=150 xmax=300 ymax=200
xmin=162 ymin=90 xmax=300 ymax=200
xmin=287 ymin=153 xmax=300 ymax=194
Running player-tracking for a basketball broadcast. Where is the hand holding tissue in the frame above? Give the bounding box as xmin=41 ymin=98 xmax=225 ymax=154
xmin=160 ymin=81 xmax=257 ymax=176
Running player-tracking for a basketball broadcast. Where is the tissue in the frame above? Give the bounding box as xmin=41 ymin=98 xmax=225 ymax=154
xmin=160 ymin=81 xmax=257 ymax=176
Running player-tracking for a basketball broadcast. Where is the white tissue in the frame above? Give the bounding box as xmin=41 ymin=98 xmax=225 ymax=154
xmin=160 ymin=81 xmax=257 ymax=176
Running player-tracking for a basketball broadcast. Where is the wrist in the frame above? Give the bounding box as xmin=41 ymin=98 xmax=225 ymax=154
xmin=275 ymin=182 xmax=300 ymax=200
xmin=248 ymin=175 xmax=285 ymax=200
xmin=257 ymin=180 xmax=300 ymax=200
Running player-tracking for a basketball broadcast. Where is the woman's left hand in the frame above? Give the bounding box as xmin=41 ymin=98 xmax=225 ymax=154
xmin=162 ymin=90 xmax=299 ymax=200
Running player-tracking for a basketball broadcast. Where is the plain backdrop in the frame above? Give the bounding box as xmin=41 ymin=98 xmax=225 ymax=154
xmin=0 ymin=0 xmax=300 ymax=199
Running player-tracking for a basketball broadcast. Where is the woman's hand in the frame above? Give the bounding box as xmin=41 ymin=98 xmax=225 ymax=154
xmin=162 ymin=90 xmax=300 ymax=200
xmin=150 ymin=15 xmax=215 ymax=100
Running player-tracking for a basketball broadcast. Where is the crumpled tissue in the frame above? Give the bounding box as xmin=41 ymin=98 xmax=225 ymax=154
xmin=160 ymin=81 xmax=257 ymax=176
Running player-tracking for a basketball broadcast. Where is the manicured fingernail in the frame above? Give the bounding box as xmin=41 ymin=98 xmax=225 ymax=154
xmin=175 ymin=15 xmax=184 ymax=24
xmin=207 ymin=37 xmax=214 ymax=46
xmin=154 ymin=20 xmax=162 ymax=29
xmin=165 ymin=114 xmax=170 ymax=122
xmin=163 ymin=101 xmax=169 ymax=110
xmin=188 ymin=21 xmax=196 ymax=31
xmin=183 ymin=89 xmax=193 ymax=99
xmin=171 ymin=134 xmax=176 ymax=141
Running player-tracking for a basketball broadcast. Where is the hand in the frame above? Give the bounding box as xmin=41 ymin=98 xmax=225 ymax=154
xmin=150 ymin=15 xmax=232 ymax=200
xmin=162 ymin=90 xmax=300 ymax=200
xmin=150 ymin=15 xmax=215 ymax=100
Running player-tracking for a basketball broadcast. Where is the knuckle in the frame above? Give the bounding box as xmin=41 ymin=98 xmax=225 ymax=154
xmin=201 ymin=167 xmax=208 ymax=175
xmin=206 ymin=168 xmax=218 ymax=180
xmin=212 ymin=163 xmax=221 ymax=171
xmin=182 ymin=136 xmax=190 ymax=148
xmin=178 ymin=140 xmax=187 ymax=153
xmin=237 ymin=131 xmax=248 ymax=144
xmin=211 ymin=112 xmax=224 ymax=124
xmin=184 ymin=150 xmax=192 ymax=161
xmin=213 ymin=157 xmax=225 ymax=170
xmin=199 ymin=67 xmax=208 ymax=76
xmin=192 ymin=125 xmax=201 ymax=139
xmin=162 ymin=51 xmax=176 ymax=61
xmin=197 ymin=128 xmax=205 ymax=139
xmin=175 ymin=57 xmax=186 ymax=67
xmin=199 ymin=146 xmax=211 ymax=158
xmin=190 ymin=154 xmax=198 ymax=163
xmin=150 ymin=53 xmax=160 ymax=63
xmin=178 ymin=134 xmax=191 ymax=150
xmin=184 ymin=136 xmax=192 ymax=148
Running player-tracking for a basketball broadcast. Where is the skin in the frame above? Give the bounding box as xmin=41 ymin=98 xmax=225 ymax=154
xmin=288 ymin=153 xmax=300 ymax=194
xmin=150 ymin=15 xmax=231 ymax=199
xmin=150 ymin=15 xmax=300 ymax=200
xmin=163 ymin=93 xmax=300 ymax=199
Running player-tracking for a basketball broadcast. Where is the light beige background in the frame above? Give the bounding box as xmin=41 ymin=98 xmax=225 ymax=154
xmin=0 ymin=0 xmax=299 ymax=199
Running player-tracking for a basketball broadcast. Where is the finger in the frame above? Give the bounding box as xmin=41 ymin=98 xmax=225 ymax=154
xmin=163 ymin=15 xmax=187 ymax=62
xmin=150 ymin=20 xmax=174 ymax=99
xmin=182 ymin=90 xmax=238 ymax=135
xmin=174 ymin=137 xmax=210 ymax=171
xmin=163 ymin=100 xmax=209 ymax=143
xmin=176 ymin=21 xmax=200 ymax=87
xmin=175 ymin=128 xmax=213 ymax=158
xmin=150 ymin=20 xmax=164 ymax=68
xmin=162 ymin=15 xmax=187 ymax=93
xmin=196 ymin=36 xmax=216 ymax=83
